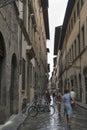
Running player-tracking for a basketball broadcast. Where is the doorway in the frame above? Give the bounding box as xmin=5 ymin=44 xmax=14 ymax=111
xmin=85 ymin=77 xmax=87 ymax=103
xmin=10 ymin=54 xmax=17 ymax=115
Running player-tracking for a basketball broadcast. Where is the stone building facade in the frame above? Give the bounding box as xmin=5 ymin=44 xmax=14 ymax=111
xmin=0 ymin=0 xmax=49 ymax=123
xmin=54 ymin=0 xmax=87 ymax=104
xmin=0 ymin=2 xmax=19 ymax=123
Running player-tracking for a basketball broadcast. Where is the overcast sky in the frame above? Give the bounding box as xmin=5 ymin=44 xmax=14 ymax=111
xmin=47 ymin=0 xmax=68 ymax=78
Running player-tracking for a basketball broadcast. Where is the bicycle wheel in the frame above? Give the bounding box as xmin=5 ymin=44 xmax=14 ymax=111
xmin=44 ymin=105 xmax=55 ymax=116
xmin=49 ymin=105 xmax=55 ymax=116
xmin=28 ymin=106 xmax=38 ymax=117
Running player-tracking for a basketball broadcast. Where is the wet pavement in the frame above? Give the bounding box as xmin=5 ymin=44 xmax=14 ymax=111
xmin=18 ymin=102 xmax=87 ymax=130
xmin=71 ymin=106 xmax=87 ymax=130
xmin=18 ymin=104 xmax=66 ymax=130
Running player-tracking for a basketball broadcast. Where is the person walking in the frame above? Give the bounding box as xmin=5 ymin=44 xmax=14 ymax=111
xmin=62 ymin=89 xmax=73 ymax=124
xmin=45 ymin=89 xmax=51 ymax=104
xmin=55 ymin=89 xmax=62 ymax=114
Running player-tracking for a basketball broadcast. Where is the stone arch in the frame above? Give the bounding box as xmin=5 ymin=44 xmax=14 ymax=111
xmin=10 ymin=53 xmax=18 ymax=115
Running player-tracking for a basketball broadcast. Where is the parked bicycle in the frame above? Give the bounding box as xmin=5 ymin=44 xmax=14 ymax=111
xmin=28 ymin=98 xmax=55 ymax=117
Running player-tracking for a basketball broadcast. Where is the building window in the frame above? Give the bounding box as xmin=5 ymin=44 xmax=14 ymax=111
xmin=71 ymin=18 xmax=73 ymax=30
xmin=66 ymin=53 xmax=69 ymax=66
xmin=22 ymin=58 xmax=26 ymax=90
xmin=77 ymin=34 xmax=80 ymax=54
xmin=77 ymin=1 xmax=80 ymax=17
xmin=81 ymin=0 xmax=84 ymax=8
xmin=23 ymin=0 xmax=27 ymax=27
xmin=72 ymin=44 xmax=74 ymax=61
xmin=69 ymin=24 xmax=71 ymax=34
xmin=82 ymin=26 xmax=85 ymax=49
xmin=29 ymin=63 xmax=32 ymax=87
xmin=74 ymin=11 xmax=76 ymax=24
xmin=70 ymin=49 xmax=72 ymax=61
xmin=74 ymin=40 xmax=77 ymax=58
xmin=69 ymin=50 xmax=70 ymax=62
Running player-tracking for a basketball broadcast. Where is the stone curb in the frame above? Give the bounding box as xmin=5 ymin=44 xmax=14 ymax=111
xmin=0 ymin=113 xmax=27 ymax=130
xmin=76 ymin=102 xmax=87 ymax=110
xmin=0 ymin=103 xmax=31 ymax=130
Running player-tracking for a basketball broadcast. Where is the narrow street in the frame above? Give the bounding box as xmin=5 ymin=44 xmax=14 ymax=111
xmin=18 ymin=100 xmax=87 ymax=130
xmin=1 ymin=0 xmax=87 ymax=129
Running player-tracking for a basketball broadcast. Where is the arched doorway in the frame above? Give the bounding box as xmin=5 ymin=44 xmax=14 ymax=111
xmin=0 ymin=32 xmax=5 ymax=102
xmin=10 ymin=53 xmax=18 ymax=115
xmin=0 ymin=32 xmax=6 ymax=123
xmin=79 ymin=73 xmax=82 ymax=101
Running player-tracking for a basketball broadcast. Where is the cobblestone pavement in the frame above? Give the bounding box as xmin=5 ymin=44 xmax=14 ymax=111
xmin=71 ymin=106 xmax=87 ymax=130
xmin=18 ymin=104 xmax=66 ymax=130
xmin=18 ymin=103 xmax=87 ymax=130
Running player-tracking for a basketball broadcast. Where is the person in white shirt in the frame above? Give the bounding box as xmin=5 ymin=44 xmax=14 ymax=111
xmin=70 ymin=89 xmax=76 ymax=99
xmin=70 ymin=89 xmax=76 ymax=107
